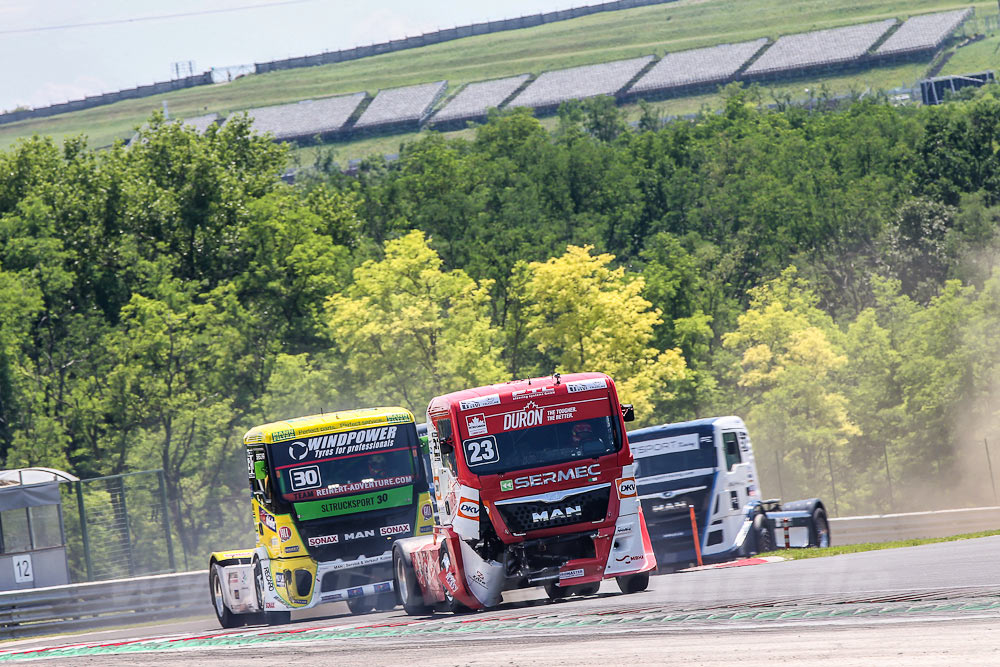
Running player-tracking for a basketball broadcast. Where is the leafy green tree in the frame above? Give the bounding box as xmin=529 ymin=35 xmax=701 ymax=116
xmin=519 ymin=244 xmax=688 ymax=421
xmin=325 ymin=230 xmax=505 ymax=411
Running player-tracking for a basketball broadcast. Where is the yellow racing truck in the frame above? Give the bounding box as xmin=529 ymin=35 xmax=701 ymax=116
xmin=208 ymin=408 xmax=435 ymax=627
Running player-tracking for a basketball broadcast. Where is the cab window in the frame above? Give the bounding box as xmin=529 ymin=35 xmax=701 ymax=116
xmin=436 ymin=419 xmax=457 ymax=475
xmin=723 ymin=432 xmax=742 ymax=471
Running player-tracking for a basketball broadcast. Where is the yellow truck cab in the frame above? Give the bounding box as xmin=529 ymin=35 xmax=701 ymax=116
xmin=208 ymin=408 xmax=434 ymax=627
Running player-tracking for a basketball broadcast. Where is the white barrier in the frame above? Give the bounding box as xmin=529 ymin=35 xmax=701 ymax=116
xmin=830 ymin=506 xmax=1000 ymax=545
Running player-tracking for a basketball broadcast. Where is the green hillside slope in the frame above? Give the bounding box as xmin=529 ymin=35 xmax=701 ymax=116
xmin=0 ymin=0 xmax=992 ymax=154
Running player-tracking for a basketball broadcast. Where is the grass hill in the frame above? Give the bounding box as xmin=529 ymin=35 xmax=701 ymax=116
xmin=1 ymin=0 xmax=995 ymax=161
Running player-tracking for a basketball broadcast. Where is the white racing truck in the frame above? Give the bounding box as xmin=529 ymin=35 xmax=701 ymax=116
xmin=629 ymin=416 xmax=830 ymax=571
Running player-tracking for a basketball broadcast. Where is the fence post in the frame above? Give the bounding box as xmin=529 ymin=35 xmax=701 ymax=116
xmin=115 ymin=478 xmax=136 ymax=577
xmin=826 ymin=446 xmax=839 ymax=517
xmin=158 ymin=470 xmax=177 ymax=572
xmin=75 ymin=482 xmax=94 ymax=582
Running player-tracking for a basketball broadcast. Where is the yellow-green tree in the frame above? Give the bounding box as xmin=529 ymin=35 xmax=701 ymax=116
xmin=325 ymin=230 xmax=505 ymax=412
xmin=519 ymin=244 xmax=687 ymax=421
xmin=723 ymin=267 xmax=859 ymax=510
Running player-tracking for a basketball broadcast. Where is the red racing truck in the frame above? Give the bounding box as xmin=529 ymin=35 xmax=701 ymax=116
xmin=393 ymin=372 xmax=657 ymax=613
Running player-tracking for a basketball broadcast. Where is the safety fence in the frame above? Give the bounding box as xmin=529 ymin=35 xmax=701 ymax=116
xmin=59 ymin=470 xmax=176 ymax=583
xmin=0 ymin=571 xmax=207 ymax=640
xmin=1 ymin=505 xmax=998 ymax=639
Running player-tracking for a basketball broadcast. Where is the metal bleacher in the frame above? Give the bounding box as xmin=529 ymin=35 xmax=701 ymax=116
xmin=507 ymin=56 xmax=654 ymax=114
xmin=627 ymin=39 xmax=768 ymax=98
xmin=227 ymin=92 xmax=367 ymax=142
xmin=428 ymin=75 xmax=531 ymax=128
xmin=743 ymin=19 xmax=897 ymax=79
xmin=876 ymin=8 xmax=974 ymax=58
xmin=353 ymin=81 xmax=448 ymax=133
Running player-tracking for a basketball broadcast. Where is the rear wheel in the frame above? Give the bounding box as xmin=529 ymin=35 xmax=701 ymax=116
xmin=544 ymin=581 xmax=569 ymax=600
xmin=616 ymin=572 xmax=650 ymax=594
xmin=210 ymin=566 xmax=242 ymax=628
xmin=573 ymin=583 xmax=600 ymax=596
xmin=753 ymin=513 xmax=775 ymax=553
xmin=394 ymin=547 xmax=431 ymax=616
xmin=374 ymin=591 xmax=396 ymax=611
xmin=809 ymin=507 xmax=831 ymax=548
xmin=347 ymin=597 xmax=374 ymax=615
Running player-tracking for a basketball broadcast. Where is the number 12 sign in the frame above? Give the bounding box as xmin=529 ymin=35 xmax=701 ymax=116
xmin=13 ymin=554 xmax=33 ymax=583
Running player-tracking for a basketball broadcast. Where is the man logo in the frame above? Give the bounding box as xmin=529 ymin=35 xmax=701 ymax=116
xmin=288 ymin=441 xmax=309 ymax=461
xmin=531 ymin=505 xmax=582 ymax=523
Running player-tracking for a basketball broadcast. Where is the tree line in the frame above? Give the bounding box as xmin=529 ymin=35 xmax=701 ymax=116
xmin=2 ymin=85 xmax=1000 ymax=559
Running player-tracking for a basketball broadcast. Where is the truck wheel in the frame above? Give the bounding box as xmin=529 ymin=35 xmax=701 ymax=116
xmin=440 ymin=549 xmax=473 ymax=614
xmin=374 ymin=592 xmax=397 ymax=611
xmin=253 ymin=557 xmax=291 ymax=625
xmin=809 ymin=506 xmax=831 ymax=548
xmin=347 ymin=597 xmax=374 ymax=615
xmin=210 ymin=566 xmax=242 ymax=628
xmin=574 ymin=583 xmax=600 ymax=596
xmin=616 ymin=572 xmax=650 ymax=594
xmin=394 ymin=546 xmax=431 ymax=616
xmin=544 ymin=581 xmax=569 ymax=599
xmin=753 ymin=513 xmax=775 ymax=553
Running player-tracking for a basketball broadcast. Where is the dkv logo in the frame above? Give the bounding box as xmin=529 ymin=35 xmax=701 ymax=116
xmin=617 ymin=477 xmax=637 ymax=498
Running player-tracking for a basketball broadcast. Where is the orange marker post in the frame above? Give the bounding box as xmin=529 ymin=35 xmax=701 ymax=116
xmin=688 ymin=505 xmax=703 ymax=567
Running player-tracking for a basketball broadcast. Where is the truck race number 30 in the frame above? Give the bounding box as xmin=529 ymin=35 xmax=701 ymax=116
xmin=464 ymin=436 xmax=499 ymax=466
xmin=13 ymin=554 xmax=33 ymax=583
xmin=290 ymin=465 xmax=321 ymax=491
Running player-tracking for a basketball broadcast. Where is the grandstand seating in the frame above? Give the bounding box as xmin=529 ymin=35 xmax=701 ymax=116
xmin=353 ymin=81 xmax=448 ymax=132
xmin=743 ymin=19 xmax=896 ymax=78
xmin=876 ymin=8 xmax=973 ymax=57
xmin=228 ymin=93 xmax=367 ymax=142
xmin=183 ymin=113 xmax=221 ymax=134
xmin=627 ymin=39 xmax=768 ymax=97
xmin=507 ymin=56 xmax=654 ymax=113
xmin=428 ymin=75 xmax=531 ymax=127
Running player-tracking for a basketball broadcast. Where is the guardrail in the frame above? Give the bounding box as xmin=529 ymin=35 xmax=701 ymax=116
xmin=830 ymin=506 xmax=1000 ymax=545
xmin=0 ymin=571 xmax=211 ymax=640
xmin=3 ymin=506 xmax=999 ymax=639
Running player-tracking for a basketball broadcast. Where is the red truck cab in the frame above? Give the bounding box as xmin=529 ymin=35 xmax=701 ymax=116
xmin=393 ymin=372 xmax=656 ymax=613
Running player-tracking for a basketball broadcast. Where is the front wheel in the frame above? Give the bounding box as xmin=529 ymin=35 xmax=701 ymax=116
xmin=394 ymin=547 xmax=431 ymax=616
xmin=210 ymin=566 xmax=242 ymax=629
xmin=253 ymin=557 xmax=291 ymax=626
xmin=809 ymin=507 xmax=831 ymax=548
xmin=616 ymin=572 xmax=649 ymax=594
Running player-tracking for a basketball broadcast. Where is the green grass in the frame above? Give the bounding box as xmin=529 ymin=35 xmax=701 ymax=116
xmin=1 ymin=0 xmax=995 ymax=154
xmin=759 ymin=528 xmax=1000 ymax=560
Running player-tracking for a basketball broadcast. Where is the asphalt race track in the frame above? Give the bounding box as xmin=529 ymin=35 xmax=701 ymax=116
xmin=4 ymin=536 xmax=1000 ymax=665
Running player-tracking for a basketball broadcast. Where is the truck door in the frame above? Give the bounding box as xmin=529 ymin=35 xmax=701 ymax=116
xmin=706 ymin=430 xmax=754 ymax=555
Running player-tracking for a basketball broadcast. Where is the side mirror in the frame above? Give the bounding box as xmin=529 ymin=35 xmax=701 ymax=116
xmin=254 ymin=460 xmax=267 ymax=480
xmin=440 ymin=438 xmax=454 ymax=456
xmin=621 ymin=404 xmax=635 ymax=422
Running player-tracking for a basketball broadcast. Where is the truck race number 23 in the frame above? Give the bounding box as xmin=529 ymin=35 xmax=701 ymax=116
xmin=464 ymin=436 xmax=499 ymax=466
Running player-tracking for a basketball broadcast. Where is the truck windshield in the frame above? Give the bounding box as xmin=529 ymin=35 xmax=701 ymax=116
xmin=462 ymin=416 xmax=619 ymax=476
xmin=273 ymin=425 xmax=416 ymax=503
xmin=633 ymin=444 xmax=717 ymax=481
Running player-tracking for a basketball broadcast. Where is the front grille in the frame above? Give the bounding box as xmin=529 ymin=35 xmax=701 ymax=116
xmin=497 ymin=485 xmax=610 ymax=533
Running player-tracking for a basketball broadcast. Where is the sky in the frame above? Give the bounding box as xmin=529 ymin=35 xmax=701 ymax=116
xmin=0 ymin=0 xmax=586 ymax=112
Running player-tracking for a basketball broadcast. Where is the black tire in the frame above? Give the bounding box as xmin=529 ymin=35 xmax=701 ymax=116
xmin=616 ymin=572 xmax=650 ymax=594
xmin=210 ymin=565 xmax=242 ymax=629
xmin=440 ymin=547 xmax=473 ymax=614
xmin=809 ymin=506 xmax=831 ymax=548
xmin=374 ymin=591 xmax=397 ymax=611
xmin=573 ymin=583 xmax=600 ymax=596
xmin=544 ymin=581 xmax=569 ymax=599
xmin=394 ymin=547 xmax=432 ymax=616
xmin=347 ymin=597 xmax=375 ymax=615
xmin=253 ymin=557 xmax=292 ymax=625
xmin=753 ymin=513 xmax=775 ymax=554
